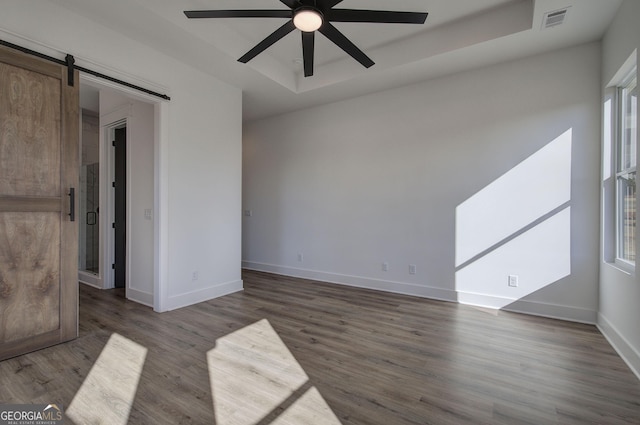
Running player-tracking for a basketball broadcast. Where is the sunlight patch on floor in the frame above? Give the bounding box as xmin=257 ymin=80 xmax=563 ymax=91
xmin=207 ymin=319 xmax=341 ymax=425
xmin=270 ymin=386 xmax=341 ymax=425
xmin=67 ymin=333 xmax=147 ymax=425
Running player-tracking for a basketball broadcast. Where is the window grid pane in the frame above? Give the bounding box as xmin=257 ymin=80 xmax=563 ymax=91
xmin=621 ymin=79 xmax=637 ymax=170
xmin=616 ymin=73 xmax=637 ymax=266
xmin=618 ymin=172 xmax=636 ymax=262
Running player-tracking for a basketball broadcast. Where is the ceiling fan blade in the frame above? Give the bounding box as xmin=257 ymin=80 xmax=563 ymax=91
xmin=184 ymin=10 xmax=291 ymax=19
xmin=302 ymin=31 xmax=314 ymax=77
xmin=319 ymin=22 xmax=374 ymax=68
xmin=279 ymin=0 xmax=298 ymax=8
xmin=323 ymin=0 xmax=344 ymax=8
xmin=326 ymin=9 xmax=428 ymax=24
xmin=238 ymin=21 xmax=296 ymax=63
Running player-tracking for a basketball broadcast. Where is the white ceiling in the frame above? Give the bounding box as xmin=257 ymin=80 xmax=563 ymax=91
xmin=57 ymin=0 xmax=622 ymax=121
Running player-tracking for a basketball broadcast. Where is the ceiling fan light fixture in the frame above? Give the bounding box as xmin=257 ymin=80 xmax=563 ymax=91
xmin=293 ymin=8 xmax=323 ymax=32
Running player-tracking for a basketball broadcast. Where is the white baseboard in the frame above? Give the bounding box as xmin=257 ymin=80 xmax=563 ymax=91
xmin=80 ymin=280 xmax=154 ymax=308
xmin=242 ymin=261 xmax=457 ymax=302
xmin=79 ymin=280 xmax=102 ymax=290
xmin=457 ymin=292 xmax=597 ymax=324
xmin=457 ymin=292 xmax=513 ymax=309
xmin=243 ymin=262 xmax=597 ymax=324
xmin=127 ymin=288 xmax=154 ymax=308
xmin=597 ymin=313 xmax=640 ymax=381
xmin=165 ymin=279 xmax=244 ymax=311
xmin=502 ymin=298 xmax=597 ymax=324
xmin=79 ymin=272 xmax=102 ymax=288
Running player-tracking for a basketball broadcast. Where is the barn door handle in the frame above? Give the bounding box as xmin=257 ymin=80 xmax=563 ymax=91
xmin=68 ymin=188 xmax=75 ymax=222
xmin=86 ymin=211 xmax=97 ymax=225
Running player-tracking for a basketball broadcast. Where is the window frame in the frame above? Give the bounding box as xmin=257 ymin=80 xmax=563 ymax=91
xmin=614 ymin=69 xmax=637 ymax=270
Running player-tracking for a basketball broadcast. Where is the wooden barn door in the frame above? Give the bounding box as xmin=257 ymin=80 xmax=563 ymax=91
xmin=0 ymin=45 xmax=79 ymax=361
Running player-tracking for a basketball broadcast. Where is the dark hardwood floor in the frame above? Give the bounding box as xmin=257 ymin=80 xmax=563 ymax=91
xmin=1 ymin=270 xmax=639 ymax=424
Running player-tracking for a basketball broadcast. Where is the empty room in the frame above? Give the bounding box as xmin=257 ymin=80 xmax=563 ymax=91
xmin=1 ymin=0 xmax=639 ymax=424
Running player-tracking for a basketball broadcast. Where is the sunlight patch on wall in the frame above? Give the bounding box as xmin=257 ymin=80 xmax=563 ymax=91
xmin=455 ymin=129 xmax=572 ymax=266
xmin=207 ymin=319 xmax=340 ymax=425
xmin=457 ymin=207 xmax=571 ymax=308
xmin=67 ymin=333 xmax=147 ymax=425
xmin=455 ymin=129 xmax=573 ymax=308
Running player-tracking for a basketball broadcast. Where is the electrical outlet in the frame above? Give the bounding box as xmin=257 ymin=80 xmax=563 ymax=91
xmin=297 ymin=253 xmax=304 ymax=262
xmin=382 ymin=262 xmax=389 ymax=272
xmin=409 ymin=264 xmax=417 ymax=275
xmin=508 ymin=275 xmax=518 ymax=287
xmin=192 ymin=271 xmax=199 ymax=281
xmin=244 ymin=210 xmax=253 ymax=217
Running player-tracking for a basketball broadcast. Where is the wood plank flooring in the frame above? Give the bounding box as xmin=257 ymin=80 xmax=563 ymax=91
xmin=1 ymin=270 xmax=639 ymax=424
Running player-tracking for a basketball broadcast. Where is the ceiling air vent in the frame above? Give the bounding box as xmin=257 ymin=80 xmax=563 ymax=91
xmin=542 ymin=8 xmax=569 ymax=29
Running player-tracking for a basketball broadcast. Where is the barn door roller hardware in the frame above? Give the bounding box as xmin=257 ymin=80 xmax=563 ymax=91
xmin=0 ymin=38 xmax=170 ymax=100
xmin=65 ymin=54 xmax=75 ymax=86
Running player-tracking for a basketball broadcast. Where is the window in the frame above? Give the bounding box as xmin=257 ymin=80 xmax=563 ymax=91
xmin=616 ymin=70 xmax=637 ymax=267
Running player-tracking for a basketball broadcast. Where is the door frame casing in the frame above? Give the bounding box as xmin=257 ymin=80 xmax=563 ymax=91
xmin=103 ymin=114 xmax=129 ymax=291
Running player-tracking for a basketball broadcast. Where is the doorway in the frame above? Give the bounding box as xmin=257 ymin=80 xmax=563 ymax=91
xmin=78 ymin=79 xmax=161 ymax=309
xmin=113 ymin=125 xmax=126 ymax=289
xmin=79 ymin=110 xmax=100 ymax=279
xmin=78 ymin=114 xmax=128 ymax=293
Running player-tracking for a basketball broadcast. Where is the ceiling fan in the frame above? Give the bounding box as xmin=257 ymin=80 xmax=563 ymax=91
xmin=184 ymin=1 xmax=428 ymax=77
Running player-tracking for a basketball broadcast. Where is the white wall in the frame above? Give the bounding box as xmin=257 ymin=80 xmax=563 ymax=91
xmin=243 ymin=42 xmax=601 ymax=323
xmin=599 ymin=0 xmax=640 ymax=379
xmin=129 ymin=100 xmax=155 ymax=302
xmin=98 ymin=91 xmax=156 ymax=306
xmin=0 ymin=0 xmax=243 ymax=311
